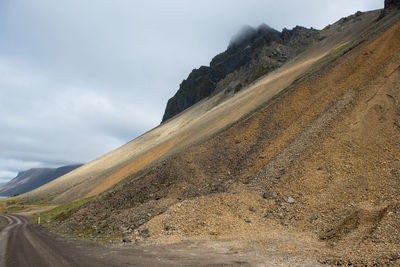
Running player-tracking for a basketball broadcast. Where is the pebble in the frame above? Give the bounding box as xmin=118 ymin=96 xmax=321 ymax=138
xmin=287 ymin=197 xmax=295 ymax=203
xmin=244 ymin=218 xmax=251 ymax=223
xmin=140 ymin=227 xmax=149 ymax=235
xmin=263 ymin=192 xmax=278 ymax=199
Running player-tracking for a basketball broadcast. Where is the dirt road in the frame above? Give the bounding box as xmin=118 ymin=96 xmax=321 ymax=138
xmin=0 ymin=214 xmax=116 ymax=266
xmin=0 ymin=214 xmax=270 ymax=266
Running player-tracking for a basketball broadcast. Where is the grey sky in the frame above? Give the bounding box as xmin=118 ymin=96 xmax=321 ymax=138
xmin=0 ymin=0 xmax=383 ymax=184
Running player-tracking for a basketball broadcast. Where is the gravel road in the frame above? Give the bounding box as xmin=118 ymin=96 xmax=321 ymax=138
xmin=0 ymin=214 xmax=259 ymax=266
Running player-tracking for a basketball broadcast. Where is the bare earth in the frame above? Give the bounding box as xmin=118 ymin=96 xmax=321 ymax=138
xmin=0 ymin=214 xmax=324 ymax=266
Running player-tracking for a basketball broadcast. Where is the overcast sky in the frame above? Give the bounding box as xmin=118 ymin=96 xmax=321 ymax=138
xmin=0 ymin=0 xmax=383 ymax=184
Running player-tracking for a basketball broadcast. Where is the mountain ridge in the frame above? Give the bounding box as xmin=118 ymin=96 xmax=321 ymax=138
xmin=161 ymin=24 xmax=321 ymax=122
xmin=0 ymin=164 xmax=83 ymax=197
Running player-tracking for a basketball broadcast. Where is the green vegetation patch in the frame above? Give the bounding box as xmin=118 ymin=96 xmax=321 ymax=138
xmin=39 ymin=196 xmax=95 ymax=223
xmin=0 ymin=197 xmax=42 ymax=214
xmin=329 ymin=40 xmax=360 ymax=59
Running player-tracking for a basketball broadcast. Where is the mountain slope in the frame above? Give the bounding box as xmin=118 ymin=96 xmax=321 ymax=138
xmin=44 ymin=6 xmax=400 ymax=265
xmin=0 ymin=165 xmax=82 ymax=197
xmin=19 ymin=9 xmax=389 ymax=205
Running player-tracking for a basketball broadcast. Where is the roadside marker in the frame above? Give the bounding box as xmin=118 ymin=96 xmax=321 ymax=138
xmin=38 ymin=217 xmax=40 ymax=224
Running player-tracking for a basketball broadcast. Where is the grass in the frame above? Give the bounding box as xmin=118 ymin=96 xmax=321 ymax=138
xmin=330 ymin=40 xmax=361 ymax=59
xmin=0 ymin=197 xmax=36 ymax=214
xmin=38 ymin=196 xmax=95 ymax=223
xmin=0 ymin=199 xmax=7 ymax=213
xmin=333 ymin=41 xmax=351 ymax=51
xmin=36 ymin=196 xmax=123 ymax=242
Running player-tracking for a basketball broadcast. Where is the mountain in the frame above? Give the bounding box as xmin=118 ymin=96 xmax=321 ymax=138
xmin=18 ymin=2 xmax=400 ymax=264
xmin=0 ymin=165 xmax=82 ymax=197
xmin=161 ymin=25 xmax=321 ymax=122
xmin=20 ymin=8 xmax=381 ymax=204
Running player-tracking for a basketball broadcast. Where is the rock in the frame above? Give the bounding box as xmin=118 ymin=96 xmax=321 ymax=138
xmin=122 ymin=238 xmax=131 ymax=243
xmin=161 ymin=25 xmax=320 ymax=122
xmin=140 ymin=227 xmax=149 ymax=235
xmin=263 ymin=192 xmax=278 ymax=199
xmin=385 ymin=0 xmax=400 ymax=9
xmin=287 ymin=197 xmax=295 ymax=203
xmin=355 ymin=11 xmax=363 ymax=16
xmin=164 ymin=225 xmax=171 ymax=231
xmin=310 ymin=214 xmax=318 ymax=222
xmin=244 ymin=218 xmax=251 ymax=223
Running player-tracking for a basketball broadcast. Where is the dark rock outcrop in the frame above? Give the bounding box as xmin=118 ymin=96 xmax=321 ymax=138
xmin=0 ymin=164 xmax=83 ymax=197
xmin=161 ymin=24 xmax=320 ymax=123
xmin=385 ymin=0 xmax=400 ymax=9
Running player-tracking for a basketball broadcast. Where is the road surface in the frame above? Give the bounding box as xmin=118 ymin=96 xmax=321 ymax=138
xmin=0 ymin=214 xmax=256 ymax=266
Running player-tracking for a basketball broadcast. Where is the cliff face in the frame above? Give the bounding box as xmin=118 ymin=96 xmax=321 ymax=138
xmin=161 ymin=25 xmax=320 ymax=122
xmin=0 ymin=164 xmax=82 ymax=196
xmin=385 ymin=0 xmax=400 ymax=9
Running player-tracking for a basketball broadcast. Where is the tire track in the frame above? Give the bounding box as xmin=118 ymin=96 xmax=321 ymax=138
xmin=0 ymin=213 xmax=279 ymax=266
xmin=0 ymin=215 xmax=20 ymax=266
xmin=1 ymin=214 xmax=73 ymax=267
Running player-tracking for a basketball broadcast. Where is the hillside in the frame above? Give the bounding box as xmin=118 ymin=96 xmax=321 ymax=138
xmin=19 ymin=8 xmax=387 ymax=205
xmin=22 ymin=2 xmax=400 ymax=265
xmin=0 ymin=165 xmax=82 ymax=197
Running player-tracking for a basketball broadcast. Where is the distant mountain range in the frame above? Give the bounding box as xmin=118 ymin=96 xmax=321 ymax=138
xmin=0 ymin=165 xmax=82 ymax=197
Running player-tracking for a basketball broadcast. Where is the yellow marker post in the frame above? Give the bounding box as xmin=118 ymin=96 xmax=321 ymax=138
xmin=38 ymin=217 xmax=40 ymax=224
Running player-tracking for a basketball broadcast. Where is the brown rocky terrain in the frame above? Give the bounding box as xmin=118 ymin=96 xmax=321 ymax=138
xmin=20 ymin=7 xmax=382 ymax=205
xmin=34 ymin=5 xmax=400 ymax=266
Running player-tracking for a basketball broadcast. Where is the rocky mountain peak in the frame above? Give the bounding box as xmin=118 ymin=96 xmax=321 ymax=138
xmin=161 ymin=24 xmax=320 ymax=123
xmin=228 ymin=24 xmax=279 ymax=49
